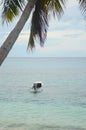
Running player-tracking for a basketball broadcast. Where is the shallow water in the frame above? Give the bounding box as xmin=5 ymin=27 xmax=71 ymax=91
xmin=0 ymin=57 xmax=86 ymax=130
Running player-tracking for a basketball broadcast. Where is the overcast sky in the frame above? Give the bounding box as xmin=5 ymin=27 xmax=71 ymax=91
xmin=0 ymin=0 xmax=86 ymax=57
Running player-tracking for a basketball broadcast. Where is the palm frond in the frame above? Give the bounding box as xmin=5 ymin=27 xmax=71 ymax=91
xmin=78 ymin=0 xmax=86 ymax=14
xmin=28 ymin=0 xmax=65 ymax=50
xmin=48 ymin=0 xmax=65 ymax=18
xmin=2 ymin=0 xmax=24 ymax=23
xmin=27 ymin=29 xmax=35 ymax=50
xmin=28 ymin=0 xmax=48 ymax=49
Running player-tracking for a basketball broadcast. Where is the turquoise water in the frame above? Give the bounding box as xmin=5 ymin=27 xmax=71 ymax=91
xmin=0 ymin=57 xmax=86 ymax=130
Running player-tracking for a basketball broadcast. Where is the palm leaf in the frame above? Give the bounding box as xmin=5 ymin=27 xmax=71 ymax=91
xmin=2 ymin=0 xmax=24 ymax=23
xmin=48 ymin=0 xmax=64 ymax=18
xmin=27 ymin=29 xmax=35 ymax=50
xmin=78 ymin=0 xmax=86 ymax=14
xmin=28 ymin=0 xmax=65 ymax=50
xmin=28 ymin=0 xmax=48 ymax=49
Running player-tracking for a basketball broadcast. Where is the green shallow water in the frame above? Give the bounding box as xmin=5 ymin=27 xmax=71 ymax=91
xmin=0 ymin=58 xmax=86 ymax=130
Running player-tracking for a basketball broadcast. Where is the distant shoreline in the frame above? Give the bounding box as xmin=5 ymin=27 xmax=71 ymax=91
xmin=7 ymin=57 xmax=86 ymax=59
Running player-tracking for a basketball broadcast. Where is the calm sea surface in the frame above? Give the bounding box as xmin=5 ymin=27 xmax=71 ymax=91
xmin=0 ymin=57 xmax=86 ymax=130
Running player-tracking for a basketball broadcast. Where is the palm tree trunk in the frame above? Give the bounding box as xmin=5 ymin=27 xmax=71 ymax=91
xmin=0 ymin=0 xmax=37 ymax=66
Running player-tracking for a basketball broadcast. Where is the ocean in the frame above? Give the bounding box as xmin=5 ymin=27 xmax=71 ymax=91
xmin=0 ymin=57 xmax=86 ymax=130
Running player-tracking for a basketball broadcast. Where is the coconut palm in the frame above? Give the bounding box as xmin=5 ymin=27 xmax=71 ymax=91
xmin=0 ymin=0 xmax=37 ymax=65
xmin=0 ymin=0 xmax=86 ymax=65
xmin=0 ymin=0 xmax=65 ymax=65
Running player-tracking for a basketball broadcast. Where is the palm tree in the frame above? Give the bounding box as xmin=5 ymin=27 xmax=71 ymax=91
xmin=0 ymin=0 xmax=86 ymax=65
xmin=0 ymin=0 xmax=37 ymax=65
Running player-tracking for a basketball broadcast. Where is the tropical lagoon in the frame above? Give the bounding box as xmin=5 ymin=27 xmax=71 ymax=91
xmin=0 ymin=57 xmax=86 ymax=130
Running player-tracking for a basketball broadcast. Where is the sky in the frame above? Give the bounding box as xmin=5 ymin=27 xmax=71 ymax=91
xmin=0 ymin=0 xmax=86 ymax=57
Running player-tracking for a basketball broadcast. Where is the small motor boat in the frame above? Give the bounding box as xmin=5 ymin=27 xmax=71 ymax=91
xmin=31 ymin=81 xmax=43 ymax=93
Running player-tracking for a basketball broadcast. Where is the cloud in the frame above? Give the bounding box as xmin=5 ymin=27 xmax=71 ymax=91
xmin=66 ymin=0 xmax=78 ymax=8
xmin=12 ymin=28 xmax=85 ymax=47
xmin=16 ymin=31 xmax=30 ymax=45
xmin=0 ymin=30 xmax=30 ymax=46
xmin=47 ymin=29 xmax=85 ymax=39
xmin=49 ymin=20 xmax=72 ymax=31
xmin=0 ymin=0 xmax=86 ymax=57
xmin=35 ymin=37 xmax=86 ymax=57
